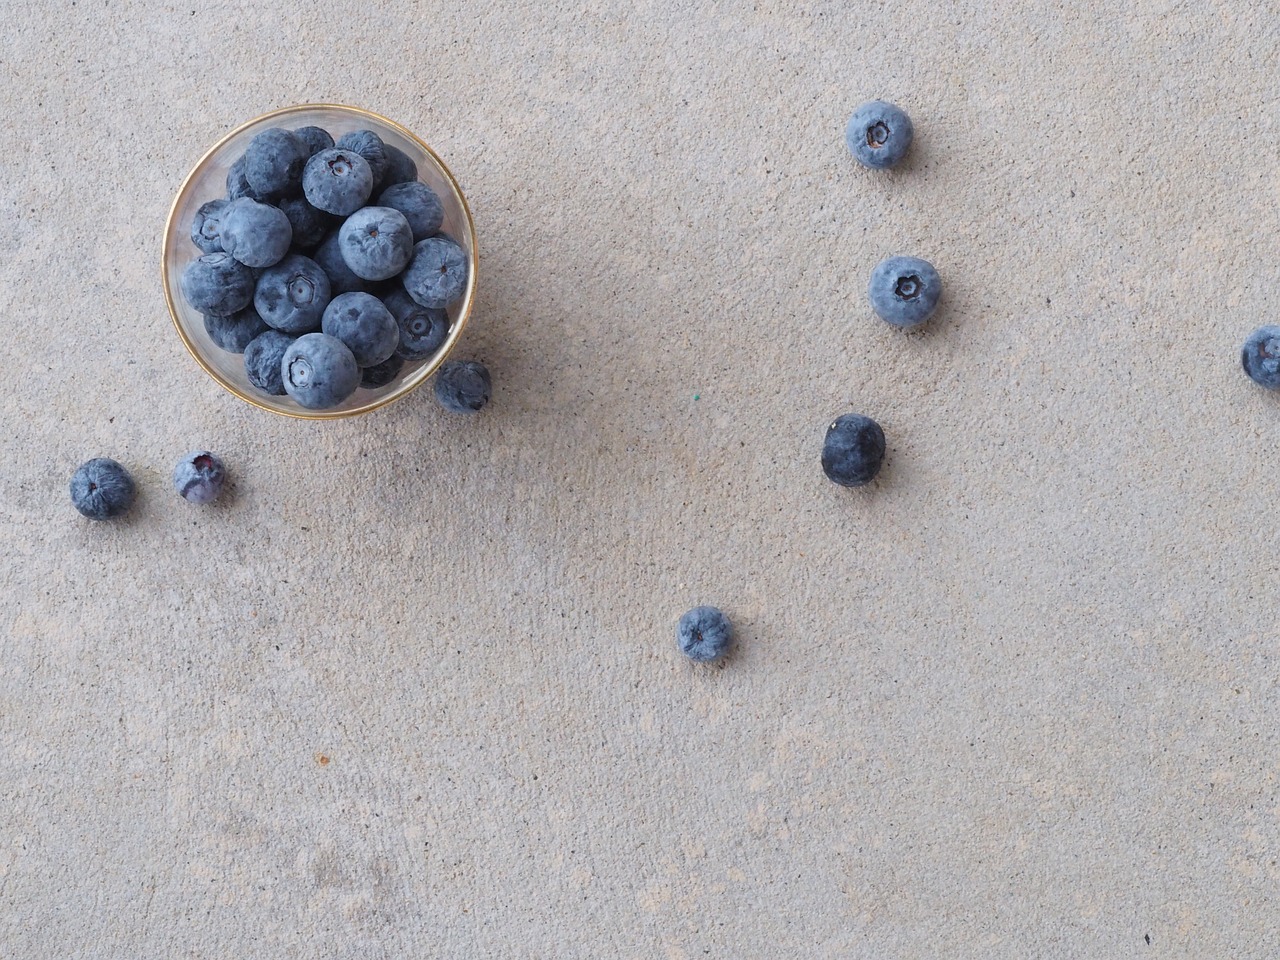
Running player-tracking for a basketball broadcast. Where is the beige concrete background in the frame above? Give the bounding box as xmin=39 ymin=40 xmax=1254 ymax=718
xmin=3 ymin=2 xmax=1280 ymax=956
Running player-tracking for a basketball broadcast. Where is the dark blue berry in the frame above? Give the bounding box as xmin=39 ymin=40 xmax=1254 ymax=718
xmin=846 ymin=100 xmax=913 ymax=169
xmin=281 ymin=333 xmax=360 ymax=409
xmin=321 ymin=292 xmax=398 ymax=367
xmin=203 ymin=305 xmax=269 ymax=353
xmin=244 ymin=330 xmax=294 ymax=395
xmin=360 ymin=352 xmax=405 ymax=388
xmin=380 ymin=144 xmax=418 ymax=187
xmin=293 ymin=125 xmax=334 ymax=157
xmin=377 ymin=181 xmax=444 ymax=242
xmin=677 ymin=606 xmax=733 ymax=662
xmin=338 ymin=206 xmax=414 ymax=281
xmin=313 ymin=230 xmax=372 ymax=294
xmin=867 ymin=255 xmax=941 ymax=329
xmin=278 ymin=196 xmax=334 ymax=250
xmin=181 ymin=252 xmax=255 ymax=317
xmin=254 ymin=254 xmax=331 ymax=334
xmin=821 ymin=414 xmax=885 ymax=487
xmin=383 ymin=288 xmax=449 ymax=361
xmin=303 ymin=148 xmax=374 ymax=216
xmin=173 ymin=451 xmax=226 ymax=503
xmin=403 ymin=236 xmax=468 ymax=309
xmin=433 ymin=359 xmax=490 ymax=413
xmin=243 ymin=128 xmax=308 ymax=198
xmin=219 ymin=198 xmax=292 ymax=269
xmin=69 ymin=458 xmax=135 ymax=520
xmin=335 ymin=129 xmax=388 ymax=186
xmin=190 ymin=199 xmax=229 ymax=253
xmin=1242 ymin=326 xmax=1280 ymax=389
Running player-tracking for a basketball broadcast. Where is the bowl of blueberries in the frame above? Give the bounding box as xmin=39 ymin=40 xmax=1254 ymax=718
xmin=162 ymin=104 xmax=477 ymax=418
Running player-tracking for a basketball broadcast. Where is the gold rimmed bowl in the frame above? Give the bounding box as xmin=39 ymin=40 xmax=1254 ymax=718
xmin=162 ymin=104 xmax=477 ymax=419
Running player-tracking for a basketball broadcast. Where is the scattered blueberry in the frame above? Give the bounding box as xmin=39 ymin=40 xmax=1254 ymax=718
xmin=338 ymin=206 xmax=414 ymax=281
xmin=1242 ymin=326 xmax=1280 ymax=389
xmin=303 ymin=148 xmax=374 ymax=216
xmin=821 ymin=413 xmax=885 ymax=487
xmin=380 ymin=144 xmax=418 ymax=187
xmin=433 ymin=359 xmax=491 ymax=413
xmin=190 ymin=199 xmax=229 ymax=253
xmin=403 ymin=235 xmax=468 ymax=309
xmin=219 ymin=198 xmax=292 ymax=268
xmin=383 ymin=288 xmax=449 ymax=361
xmin=313 ymin=230 xmax=372 ymax=294
xmin=243 ymin=128 xmax=309 ymax=198
xmin=360 ymin=352 xmax=405 ymax=388
xmin=867 ymin=255 xmax=941 ymax=329
xmin=244 ymin=330 xmax=294 ymax=395
xmin=173 ymin=451 xmax=227 ymax=504
xmin=254 ymin=254 xmax=331 ymax=334
xmin=321 ymin=292 xmax=398 ymax=367
xmin=676 ymin=606 xmax=734 ymax=662
xmin=293 ymin=125 xmax=334 ymax=157
xmin=69 ymin=458 xmax=136 ymax=521
xmin=335 ymin=129 xmax=388 ymax=186
xmin=181 ymin=252 xmax=255 ymax=316
xmin=377 ymin=181 xmax=444 ymax=242
xmin=281 ymin=333 xmax=361 ymax=409
xmin=203 ymin=306 xmax=269 ymax=353
xmin=278 ymin=195 xmax=333 ymax=250
xmin=846 ymin=100 xmax=914 ymax=169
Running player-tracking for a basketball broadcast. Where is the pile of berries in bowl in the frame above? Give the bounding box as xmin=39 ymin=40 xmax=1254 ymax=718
xmin=162 ymin=104 xmax=476 ymax=418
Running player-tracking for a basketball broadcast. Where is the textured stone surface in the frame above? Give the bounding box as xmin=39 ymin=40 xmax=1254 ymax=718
xmin=2 ymin=2 xmax=1280 ymax=957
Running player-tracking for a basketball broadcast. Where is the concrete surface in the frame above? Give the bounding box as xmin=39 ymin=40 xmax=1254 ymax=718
xmin=2 ymin=2 xmax=1279 ymax=957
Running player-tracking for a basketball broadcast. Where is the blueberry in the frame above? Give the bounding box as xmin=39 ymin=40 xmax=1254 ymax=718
xmin=225 ymin=154 xmax=277 ymax=202
xmin=1242 ymin=326 xmax=1280 ymax=389
xmin=433 ymin=359 xmax=490 ymax=413
xmin=203 ymin=305 xmax=269 ymax=353
xmin=254 ymin=254 xmax=331 ymax=334
xmin=821 ymin=413 xmax=885 ymax=487
xmin=846 ymin=100 xmax=914 ymax=169
xmin=321 ymin=292 xmax=398 ymax=367
xmin=314 ymin=230 xmax=372 ymax=294
xmin=173 ymin=451 xmax=226 ymax=504
xmin=281 ymin=333 xmax=361 ymax=409
xmin=219 ymin=198 xmax=293 ymax=269
xmin=335 ymin=129 xmax=388 ymax=186
xmin=303 ymin=148 xmax=374 ymax=216
xmin=244 ymin=330 xmax=294 ymax=395
xmin=867 ymin=255 xmax=941 ymax=329
xmin=380 ymin=144 xmax=418 ymax=187
xmin=243 ymin=128 xmax=308 ymax=198
xmin=377 ymin=181 xmax=444 ymax=242
xmin=676 ymin=606 xmax=734 ymax=662
xmin=293 ymin=125 xmax=334 ymax=157
xmin=69 ymin=458 xmax=136 ymax=521
xmin=383 ymin=288 xmax=449 ymax=361
xmin=190 ymin=199 xmax=229 ymax=253
xmin=337 ymin=206 xmax=414 ymax=281
xmin=181 ymin=252 xmax=255 ymax=316
xmin=278 ymin=196 xmax=333 ymax=250
xmin=403 ymin=236 xmax=468 ymax=309
xmin=360 ymin=352 xmax=405 ymax=389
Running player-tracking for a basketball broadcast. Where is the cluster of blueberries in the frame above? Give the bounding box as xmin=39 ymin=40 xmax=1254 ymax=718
xmin=69 ymin=453 xmax=226 ymax=520
xmin=180 ymin=123 xmax=489 ymax=413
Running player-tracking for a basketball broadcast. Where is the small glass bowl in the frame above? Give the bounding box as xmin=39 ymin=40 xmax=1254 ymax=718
xmin=161 ymin=104 xmax=477 ymax=419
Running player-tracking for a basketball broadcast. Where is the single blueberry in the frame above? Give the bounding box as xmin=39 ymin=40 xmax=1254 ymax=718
xmin=380 ymin=144 xmax=418 ymax=187
xmin=173 ymin=451 xmax=226 ymax=504
xmin=281 ymin=333 xmax=361 ymax=409
xmin=293 ymin=125 xmax=334 ymax=157
xmin=321 ymin=291 xmax=399 ymax=367
xmin=254 ymin=254 xmax=331 ymax=334
xmin=190 ymin=199 xmax=229 ymax=253
xmin=676 ymin=606 xmax=734 ymax=662
xmin=244 ymin=330 xmax=294 ymax=395
xmin=278 ymin=196 xmax=334 ymax=250
xmin=867 ymin=255 xmax=941 ymax=329
xmin=383 ymin=288 xmax=449 ymax=361
xmin=433 ymin=359 xmax=491 ymax=413
xmin=203 ymin=305 xmax=269 ymax=353
xmin=313 ymin=230 xmax=373 ymax=294
xmin=360 ymin=352 xmax=405 ymax=389
xmin=377 ymin=181 xmax=444 ymax=242
xmin=243 ymin=128 xmax=309 ymax=198
xmin=181 ymin=252 xmax=255 ymax=316
xmin=402 ymin=236 xmax=468 ymax=309
xmin=69 ymin=458 xmax=136 ymax=521
xmin=303 ymin=148 xmax=374 ymax=216
xmin=219 ymin=198 xmax=293 ymax=269
xmin=846 ymin=100 xmax=914 ymax=169
xmin=335 ymin=129 xmax=388 ymax=186
xmin=821 ymin=413 xmax=885 ymax=487
xmin=338 ymin=206 xmax=414 ymax=281
xmin=1242 ymin=326 xmax=1280 ymax=389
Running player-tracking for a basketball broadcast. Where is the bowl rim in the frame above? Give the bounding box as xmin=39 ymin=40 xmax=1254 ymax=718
xmin=161 ymin=102 xmax=478 ymax=420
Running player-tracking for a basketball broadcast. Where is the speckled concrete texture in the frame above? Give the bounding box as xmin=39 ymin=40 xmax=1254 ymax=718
xmin=3 ymin=3 xmax=1280 ymax=957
